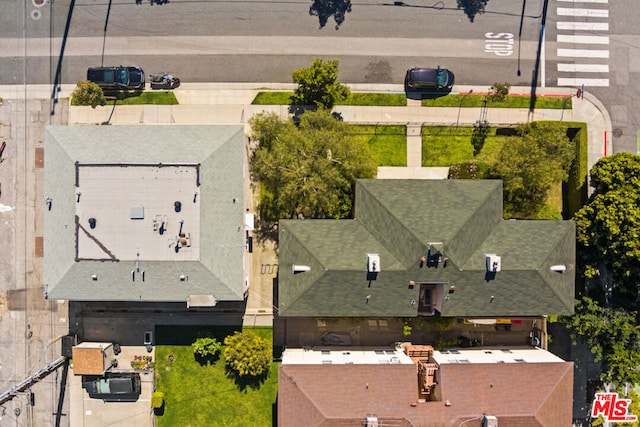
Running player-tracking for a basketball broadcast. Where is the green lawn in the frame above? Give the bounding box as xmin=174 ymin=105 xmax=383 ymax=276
xmin=106 ymin=91 xmax=179 ymax=105
xmin=155 ymin=326 xmax=278 ymax=427
xmin=422 ymin=126 xmax=506 ymax=166
xmin=422 ymin=124 xmax=589 ymax=217
xmin=251 ymin=91 xmax=406 ymax=106
xmin=352 ymin=125 xmax=407 ymax=166
xmin=421 ymin=94 xmax=571 ymax=109
xmin=251 ymin=91 xmax=571 ymax=109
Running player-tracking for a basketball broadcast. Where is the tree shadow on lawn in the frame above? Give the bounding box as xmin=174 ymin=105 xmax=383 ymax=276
xmin=194 ymin=352 xmax=221 ymax=367
xmin=225 ymin=366 xmax=270 ymax=392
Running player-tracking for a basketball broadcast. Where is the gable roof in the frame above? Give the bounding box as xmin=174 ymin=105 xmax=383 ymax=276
xmin=278 ymin=348 xmax=574 ymax=427
xmin=44 ymin=125 xmax=247 ymax=303
xmin=278 ymin=179 xmax=575 ymax=317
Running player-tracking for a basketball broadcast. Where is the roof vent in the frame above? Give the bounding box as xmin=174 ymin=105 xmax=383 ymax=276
xmin=292 ymin=265 xmax=311 ymax=274
xmin=367 ymin=254 xmax=380 ymax=273
xmin=365 ymin=415 xmax=379 ymax=427
xmin=486 ymin=254 xmax=501 ymax=272
xmin=483 ymin=415 xmax=498 ymax=427
xmin=550 ymin=264 xmax=566 ymax=273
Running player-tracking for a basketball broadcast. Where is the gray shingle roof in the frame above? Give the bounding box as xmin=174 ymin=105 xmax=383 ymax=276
xmin=278 ymin=179 xmax=575 ymax=317
xmin=44 ymin=125 xmax=247 ymax=303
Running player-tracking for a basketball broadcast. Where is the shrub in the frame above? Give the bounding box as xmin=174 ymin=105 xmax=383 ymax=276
xmin=448 ymin=161 xmax=489 ymax=179
xmin=70 ymin=81 xmax=106 ymax=108
xmin=192 ymin=337 xmax=222 ymax=364
xmin=428 ymin=316 xmax=456 ymax=331
xmin=151 ymin=391 xmax=164 ymax=409
xmin=488 ymin=82 xmax=511 ymax=103
xmin=224 ymin=332 xmax=271 ymax=377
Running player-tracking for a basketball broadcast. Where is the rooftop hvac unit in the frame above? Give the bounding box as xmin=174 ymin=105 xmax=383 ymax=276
xmin=483 ymin=415 xmax=498 ymax=427
xmin=485 ymin=254 xmax=501 ymax=272
xmin=367 ymin=254 xmax=380 ymax=273
xmin=365 ymin=415 xmax=379 ymax=427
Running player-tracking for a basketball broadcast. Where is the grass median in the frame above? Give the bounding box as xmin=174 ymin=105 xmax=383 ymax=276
xmin=251 ymin=91 xmax=571 ymax=109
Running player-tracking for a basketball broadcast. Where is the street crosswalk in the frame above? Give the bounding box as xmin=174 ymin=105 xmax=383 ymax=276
xmin=556 ymin=0 xmax=610 ymax=87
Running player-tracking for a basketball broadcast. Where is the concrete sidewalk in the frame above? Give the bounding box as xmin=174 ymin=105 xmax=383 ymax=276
xmin=57 ymin=83 xmax=611 ymax=172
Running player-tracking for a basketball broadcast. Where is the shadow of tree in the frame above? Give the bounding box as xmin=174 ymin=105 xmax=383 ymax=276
xmin=471 ymin=120 xmax=490 ymax=156
xmin=457 ymin=0 xmax=489 ymax=22
xmin=225 ymin=366 xmax=270 ymax=392
xmin=194 ymin=352 xmax=221 ymax=367
xmin=254 ymin=220 xmax=278 ymax=247
xmin=309 ymin=0 xmax=353 ymax=30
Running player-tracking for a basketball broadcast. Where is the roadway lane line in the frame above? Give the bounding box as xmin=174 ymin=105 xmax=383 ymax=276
xmin=557 ymin=78 xmax=609 ymax=86
xmin=557 ymin=8 xmax=609 ymax=18
xmin=557 ymin=35 xmax=609 ymax=44
xmin=557 ymin=48 xmax=609 ymax=58
xmin=557 ymin=22 xmax=609 ymax=31
xmin=557 ymin=63 xmax=609 ymax=72
xmin=0 ymin=36 xmax=537 ymax=59
xmin=557 ymin=0 xmax=608 ymax=3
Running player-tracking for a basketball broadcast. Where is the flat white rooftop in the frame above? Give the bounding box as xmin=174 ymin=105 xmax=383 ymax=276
xmin=433 ymin=347 xmax=565 ymax=364
xmin=282 ymin=347 xmax=414 ymax=365
xmin=76 ymin=164 xmax=200 ymax=261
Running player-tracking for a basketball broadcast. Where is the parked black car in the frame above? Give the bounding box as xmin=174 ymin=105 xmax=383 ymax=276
xmin=82 ymin=373 xmax=142 ymax=401
xmin=87 ymin=66 xmax=145 ymax=90
xmin=405 ymin=67 xmax=455 ymax=91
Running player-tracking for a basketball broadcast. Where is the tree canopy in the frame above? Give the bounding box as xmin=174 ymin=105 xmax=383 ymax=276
xmin=567 ymin=154 xmax=640 ymax=391
xmin=565 ymin=297 xmax=640 ymax=388
xmin=250 ymin=109 xmax=377 ymax=220
xmin=291 ymin=58 xmax=350 ymax=110
xmin=71 ymin=81 xmax=106 ymax=109
xmin=574 ymin=153 xmax=640 ymax=306
xmin=492 ymin=121 xmax=575 ymax=218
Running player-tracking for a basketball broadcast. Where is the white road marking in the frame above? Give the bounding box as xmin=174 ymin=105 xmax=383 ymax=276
xmin=557 ymin=22 xmax=609 ymax=31
xmin=557 ymin=8 xmax=609 ymax=17
xmin=557 ymin=48 xmax=609 ymax=58
xmin=557 ymin=34 xmax=609 ymax=44
xmin=557 ymin=78 xmax=609 ymax=86
xmin=557 ymin=63 xmax=609 ymax=72
xmin=557 ymin=0 xmax=607 ymax=3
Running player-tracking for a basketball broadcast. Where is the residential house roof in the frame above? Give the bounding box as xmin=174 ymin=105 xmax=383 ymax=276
xmin=278 ymin=179 xmax=575 ymax=317
xmin=278 ymin=347 xmax=574 ymax=427
xmin=44 ymin=125 xmax=247 ymax=303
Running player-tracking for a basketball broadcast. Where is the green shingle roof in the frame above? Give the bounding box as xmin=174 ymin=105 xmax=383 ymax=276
xmin=278 ymin=179 xmax=575 ymax=318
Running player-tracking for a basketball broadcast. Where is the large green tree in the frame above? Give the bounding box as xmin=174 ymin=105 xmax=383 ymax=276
xmin=250 ymin=109 xmax=377 ymax=220
xmin=492 ymin=121 xmax=575 ymax=218
xmin=566 ymin=297 xmax=640 ymax=388
xmin=291 ymin=58 xmax=350 ymax=110
xmin=574 ymin=153 xmax=640 ymax=305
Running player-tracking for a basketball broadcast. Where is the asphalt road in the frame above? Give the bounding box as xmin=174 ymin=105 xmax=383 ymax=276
xmin=0 ymin=0 xmax=545 ymax=87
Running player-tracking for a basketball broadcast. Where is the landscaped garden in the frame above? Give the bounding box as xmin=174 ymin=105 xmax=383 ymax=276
xmin=154 ymin=326 xmax=277 ymax=427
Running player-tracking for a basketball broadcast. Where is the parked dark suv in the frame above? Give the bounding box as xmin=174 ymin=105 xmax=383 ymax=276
xmin=87 ymin=66 xmax=145 ymax=90
xmin=405 ymin=67 xmax=454 ymax=91
xmin=82 ymin=372 xmax=142 ymax=401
